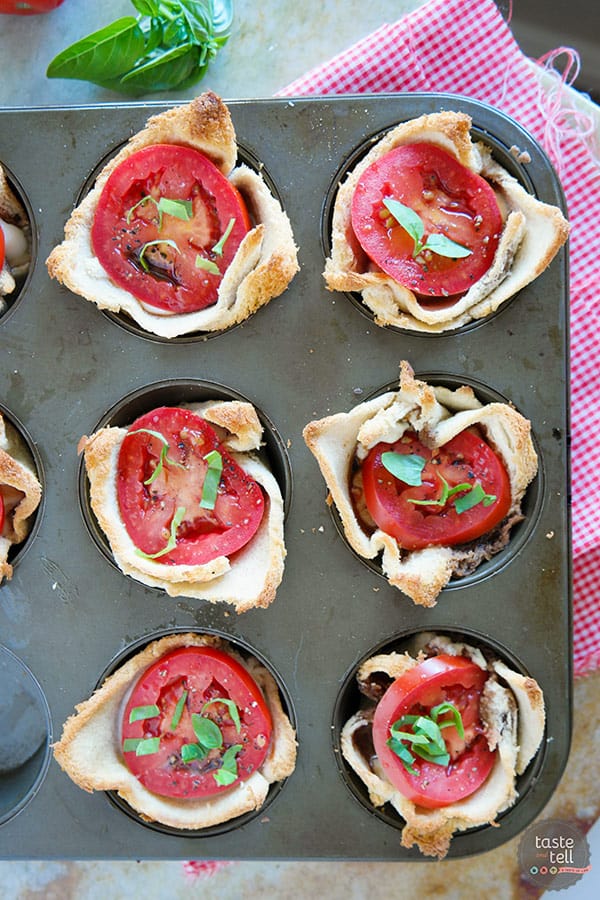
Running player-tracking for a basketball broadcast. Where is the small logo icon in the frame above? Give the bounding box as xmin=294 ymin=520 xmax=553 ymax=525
xmin=518 ymin=818 xmax=591 ymax=891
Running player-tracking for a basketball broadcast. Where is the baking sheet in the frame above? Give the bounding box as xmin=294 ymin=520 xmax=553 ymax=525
xmin=0 ymin=94 xmax=571 ymax=860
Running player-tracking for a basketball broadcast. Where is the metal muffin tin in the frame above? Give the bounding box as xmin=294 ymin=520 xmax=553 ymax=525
xmin=0 ymin=94 xmax=570 ymax=860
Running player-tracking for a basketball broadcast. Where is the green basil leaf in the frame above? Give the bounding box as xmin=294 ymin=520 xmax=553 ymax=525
xmin=170 ymin=689 xmax=188 ymax=731
xmin=131 ymin=0 xmax=160 ymax=15
xmin=412 ymin=715 xmax=445 ymax=746
xmin=454 ymin=482 xmax=496 ymax=514
xmin=202 ymin=697 xmax=241 ymax=733
xmin=412 ymin=744 xmax=450 ymax=767
xmin=431 ymin=702 xmax=465 ymax=739
xmin=424 ymin=233 xmax=473 ymax=259
xmin=214 ymin=743 xmax=243 ymax=785
xmin=163 ymin=19 xmax=191 ymax=48
xmin=125 ymin=195 xmax=159 ymax=226
xmin=46 ymin=18 xmax=146 ymax=83
xmin=381 ymin=451 xmax=425 ymax=486
xmin=181 ymin=742 xmax=207 ymax=762
xmin=122 ymin=738 xmax=141 ymax=753
xmin=138 ymin=238 xmax=180 ymax=271
xmin=178 ymin=0 xmax=213 ymax=43
xmin=192 ymin=714 xmax=223 ymax=749
xmin=119 ymin=43 xmax=200 ymax=94
xmin=158 ymin=197 xmax=193 ymax=221
xmin=213 ymin=767 xmax=237 ymax=786
xmin=212 ymin=217 xmax=236 ymax=256
xmin=383 ymin=197 xmax=424 ymax=252
xmin=195 ymin=255 xmax=221 ymax=275
xmin=129 ymin=704 xmax=160 ymax=723
xmin=123 ymin=736 xmax=160 ymax=756
xmin=200 ymin=450 xmax=223 ymax=510
xmin=135 ymin=505 xmax=186 ymax=560
xmin=387 ymin=737 xmax=418 ymax=775
xmin=127 ymin=427 xmax=185 ymax=486
xmin=140 ymin=17 xmax=164 ymax=55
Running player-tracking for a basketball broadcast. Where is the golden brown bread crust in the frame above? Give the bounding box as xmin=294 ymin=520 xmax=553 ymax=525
xmin=303 ymin=361 xmax=538 ymax=606
xmin=0 ymin=413 xmax=42 ymax=582
xmin=341 ymin=634 xmax=545 ymax=859
xmin=81 ymin=401 xmax=286 ymax=612
xmin=46 ymin=92 xmax=299 ymax=338
xmin=0 ymin=163 xmax=30 ymax=301
xmin=324 ymin=111 xmax=569 ymax=332
xmin=53 ymin=632 xmax=297 ymax=830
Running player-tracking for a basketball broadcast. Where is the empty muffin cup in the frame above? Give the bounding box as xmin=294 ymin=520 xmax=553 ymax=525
xmin=0 ymin=645 xmax=52 ymax=826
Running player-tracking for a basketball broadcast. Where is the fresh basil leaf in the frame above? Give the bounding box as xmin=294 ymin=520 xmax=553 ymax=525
xmin=200 ymin=450 xmax=223 ymax=510
xmin=140 ymin=17 xmax=164 ymax=55
xmin=424 ymin=233 xmax=473 ymax=258
xmin=131 ymin=0 xmax=160 ymax=15
xmin=214 ymin=767 xmax=237 ymax=786
xmin=212 ymin=217 xmax=235 ymax=256
xmin=125 ymin=195 xmax=159 ymax=225
xmin=132 ymin=736 xmax=161 ymax=756
xmin=431 ymin=702 xmax=465 ymax=739
xmin=202 ymin=697 xmax=241 ymax=733
xmin=46 ymin=18 xmax=146 ymax=83
xmin=214 ymin=743 xmax=243 ymax=785
xmin=178 ymin=0 xmax=213 ymax=43
xmin=381 ymin=451 xmax=425 ymax=486
xmin=181 ymin=742 xmax=207 ymax=762
xmin=158 ymin=197 xmax=193 ymax=221
xmin=192 ymin=714 xmax=223 ymax=750
xmin=135 ymin=505 xmax=186 ymax=560
xmin=122 ymin=738 xmax=141 ymax=753
xmin=383 ymin=197 xmax=424 ymax=252
xmin=387 ymin=737 xmax=418 ymax=775
xmin=119 ymin=43 xmax=200 ymax=94
xmin=163 ymin=18 xmax=190 ymax=48
xmin=138 ymin=238 xmax=180 ymax=272
xmin=129 ymin=704 xmax=160 ymax=723
xmin=454 ymin=482 xmax=496 ymax=514
xmin=411 ymin=744 xmax=450 ymax=766
xmin=195 ymin=255 xmax=221 ymax=275
xmin=127 ymin=427 xmax=185 ymax=485
xmin=170 ymin=689 xmax=188 ymax=731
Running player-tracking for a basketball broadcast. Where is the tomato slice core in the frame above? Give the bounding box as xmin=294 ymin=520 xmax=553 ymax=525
xmin=372 ymin=654 xmax=496 ymax=809
xmin=91 ymin=144 xmax=251 ymax=314
xmin=116 ymin=407 xmax=265 ymax=565
xmin=360 ymin=429 xmax=512 ymax=550
xmin=350 ymin=143 xmax=503 ymax=297
xmin=121 ymin=646 xmax=273 ymax=799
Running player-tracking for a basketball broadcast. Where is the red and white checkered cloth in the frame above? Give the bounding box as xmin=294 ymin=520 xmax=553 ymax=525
xmin=279 ymin=0 xmax=600 ymax=676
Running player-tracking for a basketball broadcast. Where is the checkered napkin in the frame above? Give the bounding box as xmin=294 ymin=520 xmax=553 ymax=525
xmin=279 ymin=0 xmax=600 ymax=675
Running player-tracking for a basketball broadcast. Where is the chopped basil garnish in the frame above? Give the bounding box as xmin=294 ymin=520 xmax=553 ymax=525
xmin=212 ymin=217 xmax=236 ymax=256
xmin=129 ymin=704 xmax=160 ymax=724
xmin=214 ymin=743 xmax=243 ymax=787
xmin=122 ymin=736 xmax=160 ymax=756
xmin=170 ymin=689 xmax=188 ymax=731
xmin=381 ymin=451 xmax=426 ymax=486
xmin=202 ymin=697 xmax=241 ymax=733
xmin=135 ymin=505 xmax=186 ymax=560
xmin=181 ymin=742 xmax=208 ymax=763
xmin=192 ymin=713 xmax=223 ymax=750
xmin=200 ymin=450 xmax=223 ymax=510
xmin=127 ymin=427 xmax=185 ymax=485
xmin=382 ymin=197 xmax=472 ymax=259
xmin=454 ymin=481 xmax=496 ymax=514
xmin=387 ymin=703 xmax=464 ymax=774
xmin=407 ymin=475 xmax=472 ymax=508
xmin=138 ymin=238 xmax=180 ymax=272
xmin=157 ymin=197 xmax=193 ymax=221
xmin=195 ymin=255 xmax=221 ymax=275
xmin=126 ymin=194 xmax=159 ymax=225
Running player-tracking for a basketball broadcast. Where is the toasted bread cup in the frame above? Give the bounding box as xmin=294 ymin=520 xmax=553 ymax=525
xmin=0 ymin=164 xmax=31 ymax=308
xmin=324 ymin=111 xmax=569 ymax=332
xmin=0 ymin=413 xmax=42 ymax=582
xmin=47 ymin=92 xmax=299 ymax=338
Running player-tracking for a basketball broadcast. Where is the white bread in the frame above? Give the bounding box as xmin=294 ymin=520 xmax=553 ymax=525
xmin=303 ymin=362 xmax=537 ymax=606
xmin=324 ymin=111 xmax=569 ymax=332
xmin=53 ymin=632 xmax=297 ymax=830
xmin=0 ymin=163 xmax=30 ymax=305
xmin=81 ymin=400 xmax=286 ymax=612
xmin=46 ymin=92 xmax=299 ymax=338
xmin=341 ymin=633 xmax=545 ymax=858
xmin=0 ymin=413 xmax=42 ymax=582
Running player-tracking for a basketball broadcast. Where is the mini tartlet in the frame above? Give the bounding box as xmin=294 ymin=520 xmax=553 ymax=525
xmin=0 ymin=412 xmax=42 ymax=582
xmin=303 ymin=362 xmax=537 ymax=606
xmin=53 ymin=632 xmax=297 ymax=830
xmin=324 ymin=110 xmax=569 ymax=332
xmin=80 ymin=399 xmax=285 ymax=612
xmin=341 ymin=632 xmax=545 ymax=858
xmin=0 ymin=164 xmax=31 ymax=311
xmin=47 ymin=91 xmax=299 ymax=338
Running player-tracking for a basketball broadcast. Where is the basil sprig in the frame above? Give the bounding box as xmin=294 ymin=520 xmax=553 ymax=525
xmin=202 ymin=697 xmax=242 ymax=732
xmin=123 ymin=736 xmax=161 ymax=756
xmin=135 ymin=505 xmax=186 ymax=559
xmin=127 ymin=427 xmax=185 ymax=485
xmin=46 ymin=1 xmax=233 ymax=96
xmin=126 ymin=195 xmax=193 ymax=229
xmin=387 ymin=703 xmax=464 ymax=775
xmin=380 ymin=451 xmax=496 ymax=514
xmin=214 ymin=743 xmax=243 ymax=786
xmin=200 ymin=450 xmax=223 ymax=510
xmin=170 ymin=689 xmax=188 ymax=730
xmin=382 ymin=197 xmax=473 ymax=260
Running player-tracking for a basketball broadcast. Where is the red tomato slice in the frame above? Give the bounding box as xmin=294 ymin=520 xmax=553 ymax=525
xmin=372 ymin=654 xmax=496 ymax=809
xmin=91 ymin=144 xmax=251 ymax=315
xmin=121 ymin=646 xmax=273 ymax=799
xmin=116 ymin=407 xmax=265 ymax=565
xmin=351 ymin=143 xmax=503 ymax=298
xmin=361 ymin=429 xmax=511 ymax=550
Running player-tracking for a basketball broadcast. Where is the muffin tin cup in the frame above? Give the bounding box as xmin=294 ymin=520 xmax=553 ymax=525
xmin=0 ymin=93 xmax=570 ymax=860
xmin=0 ymin=645 xmax=52 ymax=827
xmin=332 ymin=626 xmax=547 ymax=847
xmin=95 ymin=627 xmax=297 ymax=838
xmin=0 ymin=162 xmax=36 ymax=328
xmin=329 ymin=371 xmax=546 ymax=591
